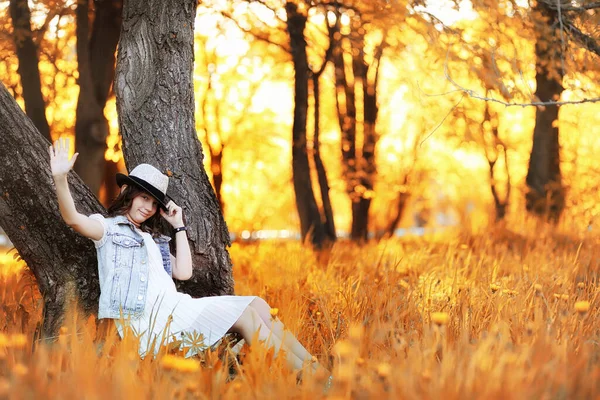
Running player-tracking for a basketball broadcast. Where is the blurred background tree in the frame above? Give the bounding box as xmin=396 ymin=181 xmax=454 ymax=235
xmin=1 ymin=0 xmax=600 ymax=247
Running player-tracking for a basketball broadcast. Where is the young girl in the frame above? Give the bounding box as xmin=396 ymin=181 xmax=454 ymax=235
xmin=49 ymin=137 xmax=325 ymax=375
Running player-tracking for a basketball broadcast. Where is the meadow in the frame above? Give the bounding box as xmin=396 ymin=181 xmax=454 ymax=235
xmin=1 ymin=223 xmax=599 ymax=399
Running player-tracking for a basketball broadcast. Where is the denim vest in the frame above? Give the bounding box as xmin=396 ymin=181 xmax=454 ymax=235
xmin=91 ymin=214 xmax=172 ymax=320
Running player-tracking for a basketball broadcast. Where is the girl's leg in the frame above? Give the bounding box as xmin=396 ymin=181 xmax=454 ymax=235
xmin=248 ymin=298 xmax=317 ymax=369
xmin=230 ymin=305 xmax=306 ymax=370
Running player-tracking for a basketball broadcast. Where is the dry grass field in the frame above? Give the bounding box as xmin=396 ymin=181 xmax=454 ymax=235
xmin=1 ymin=223 xmax=599 ymax=399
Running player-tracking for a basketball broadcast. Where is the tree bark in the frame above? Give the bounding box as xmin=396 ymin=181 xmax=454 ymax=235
xmin=8 ymin=0 xmax=51 ymax=142
xmin=114 ymin=0 xmax=233 ymax=295
xmin=526 ymin=3 xmax=565 ymax=221
xmin=285 ymin=2 xmax=326 ymax=247
xmin=0 ymin=83 xmax=103 ymax=339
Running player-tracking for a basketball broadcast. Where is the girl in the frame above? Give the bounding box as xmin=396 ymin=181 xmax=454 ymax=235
xmin=49 ymin=137 xmax=325 ymax=376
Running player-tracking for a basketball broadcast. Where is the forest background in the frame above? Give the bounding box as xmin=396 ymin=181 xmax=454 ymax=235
xmin=2 ymin=0 xmax=599 ymax=244
xmin=0 ymin=1 xmax=600 ymax=398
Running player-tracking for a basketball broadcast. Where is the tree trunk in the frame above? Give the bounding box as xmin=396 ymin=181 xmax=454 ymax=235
xmin=334 ymin=20 xmax=384 ymax=242
xmin=90 ymin=0 xmax=122 ymax=106
xmin=481 ymin=100 xmax=510 ymax=221
xmin=92 ymin=0 xmax=123 ymax=203
xmin=200 ymin=69 xmax=225 ymax=213
xmin=386 ymin=185 xmax=410 ymax=237
xmin=526 ymin=3 xmax=564 ymax=221
xmin=312 ymin=74 xmax=336 ymax=241
xmin=101 ymin=158 xmax=120 ymax=207
xmin=285 ymin=2 xmax=326 ymax=247
xmin=333 ymin=34 xmax=358 ymax=204
xmin=211 ymin=150 xmax=224 ymax=212
xmin=0 ymin=83 xmax=103 ymax=339
xmin=114 ymin=0 xmax=233 ymax=295
xmin=8 ymin=0 xmax=51 ymax=142
xmin=74 ymin=0 xmax=118 ymax=196
xmin=352 ymin=35 xmax=380 ymax=241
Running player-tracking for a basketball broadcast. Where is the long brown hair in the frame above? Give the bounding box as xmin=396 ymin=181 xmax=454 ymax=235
xmin=107 ymin=185 xmax=165 ymax=236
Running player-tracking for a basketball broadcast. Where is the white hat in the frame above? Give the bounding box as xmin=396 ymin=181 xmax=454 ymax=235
xmin=115 ymin=164 xmax=169 ymax=210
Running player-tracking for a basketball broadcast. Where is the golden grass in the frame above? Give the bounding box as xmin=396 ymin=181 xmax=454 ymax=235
xmin=1 ymin=224 xmax=600 ymax=399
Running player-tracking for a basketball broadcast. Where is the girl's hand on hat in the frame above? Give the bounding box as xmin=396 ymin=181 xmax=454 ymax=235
xmin=49 ymin=137 xmax=78 ymax=178
xmin=160 ymin=200 xmax=184 ymax=228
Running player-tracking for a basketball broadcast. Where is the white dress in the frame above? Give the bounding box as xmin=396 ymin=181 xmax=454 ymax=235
xmin=114 ymin=228 xmax=255 ymax=358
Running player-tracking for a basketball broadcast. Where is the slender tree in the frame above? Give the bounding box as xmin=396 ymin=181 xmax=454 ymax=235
xmin=310 ymin=19 xmax=337 ymax=242
xmin=74 ymin=0 xmax=122 ymax=197
xmin=333 ymin=8 xmax=387 ymax=241
xmin=196 ymin=34 xmax=270 ymax=213
xmin=8 ymin=0 xmax=51 ymax=142
xmin=283 ymin=1 xmax=328 ymax=246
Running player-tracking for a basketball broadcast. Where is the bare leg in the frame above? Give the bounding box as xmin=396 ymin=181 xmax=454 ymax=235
xmin=229 ymin=305 xmax=306 ymax=370
xmin=248 ymin=298 xmax=318 ymax=370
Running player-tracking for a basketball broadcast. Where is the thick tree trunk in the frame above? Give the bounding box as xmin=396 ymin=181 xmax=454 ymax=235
xmin=8 ymin=0 xmax=51 ymax=142
xmin=115 ymin=0 xmax=233 ymax=295
xmin=0 ymin=83 xmax=103 ymax=339
xmin=74 ymin=0 xmax=120 ymax=196
xmin=312 ymin=74 xmax=336 ymax=241
xmin=526 ymin=3 xmax=564 ymax=221
xmin=285 ymin=2 xmax=326 ymax=247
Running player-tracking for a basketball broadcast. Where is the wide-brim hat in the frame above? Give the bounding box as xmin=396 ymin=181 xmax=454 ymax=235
xmin=116 ymin=164 xmax=170 ymax=211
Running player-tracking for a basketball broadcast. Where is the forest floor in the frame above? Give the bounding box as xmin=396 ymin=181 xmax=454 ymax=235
xmin=1 ymin=223 xmax=599 ymax=399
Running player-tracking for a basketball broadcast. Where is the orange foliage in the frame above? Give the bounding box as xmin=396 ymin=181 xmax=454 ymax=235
xmin=1 ymin=2 xmax=599 ymax=234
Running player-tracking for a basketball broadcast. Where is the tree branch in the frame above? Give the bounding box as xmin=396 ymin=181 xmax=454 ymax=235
xmin=563 ymin=19 xmax=600 ymax=57
xmin=219 ymin=9 xmax=290 ymax=53
xmin=542 ymin=0 xmax=600 ymax=12
xmin=439 ymin=45 xmax=600 ymax=106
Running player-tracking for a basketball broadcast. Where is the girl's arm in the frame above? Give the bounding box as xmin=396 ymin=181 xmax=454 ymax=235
xmin=161 ymin=202 xmax=193 ymax=280
xmin=50 ymin=138 xmax=104 ymax=241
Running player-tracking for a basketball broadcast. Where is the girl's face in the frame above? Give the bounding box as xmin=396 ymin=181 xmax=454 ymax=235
xmin=127 ymin=192 xmax=158 ymax=226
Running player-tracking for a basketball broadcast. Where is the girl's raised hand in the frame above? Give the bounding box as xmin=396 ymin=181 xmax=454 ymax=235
xmin=49 ymin=137 xmax=78 ymax=177
xmin=160 ymin=201 xmax=184 ymax=228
